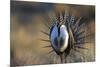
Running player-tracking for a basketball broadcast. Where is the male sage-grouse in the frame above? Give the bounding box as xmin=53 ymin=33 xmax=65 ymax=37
xmin=40 ymin=10 xmax=92 ymax=63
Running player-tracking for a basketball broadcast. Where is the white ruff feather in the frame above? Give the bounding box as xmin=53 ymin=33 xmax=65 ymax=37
xmin=60 ymin=25 xmax=69 ymax=52
xmin=50 ymin=25 xmax=58 ymax=50
xmin=50 ymin=24 xmax=69 ymax=52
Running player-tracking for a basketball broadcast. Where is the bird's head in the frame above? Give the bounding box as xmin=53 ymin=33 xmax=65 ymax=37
xmin=50 ymin=23 xmax=69 ymax=54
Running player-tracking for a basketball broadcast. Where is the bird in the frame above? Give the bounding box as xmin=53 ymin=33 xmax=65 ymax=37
xmin=40 ymin=10 xmax=92 ymax=63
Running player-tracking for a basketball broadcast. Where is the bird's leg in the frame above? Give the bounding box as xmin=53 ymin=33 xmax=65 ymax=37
xmin=65 ymin=56 xmax=67 ymax=63
xmin=60 ymin=53 xmax=65 ymax=63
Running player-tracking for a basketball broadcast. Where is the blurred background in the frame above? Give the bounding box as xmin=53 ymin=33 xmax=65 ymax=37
xmin=10 ymin=0 xmax=95 ymax=66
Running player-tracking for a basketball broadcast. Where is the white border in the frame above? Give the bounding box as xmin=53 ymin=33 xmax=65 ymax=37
xmin=0 ymin=0 xmax=10 ymax=67
xmin=17 ymin=0 xmax=95 ymax=5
